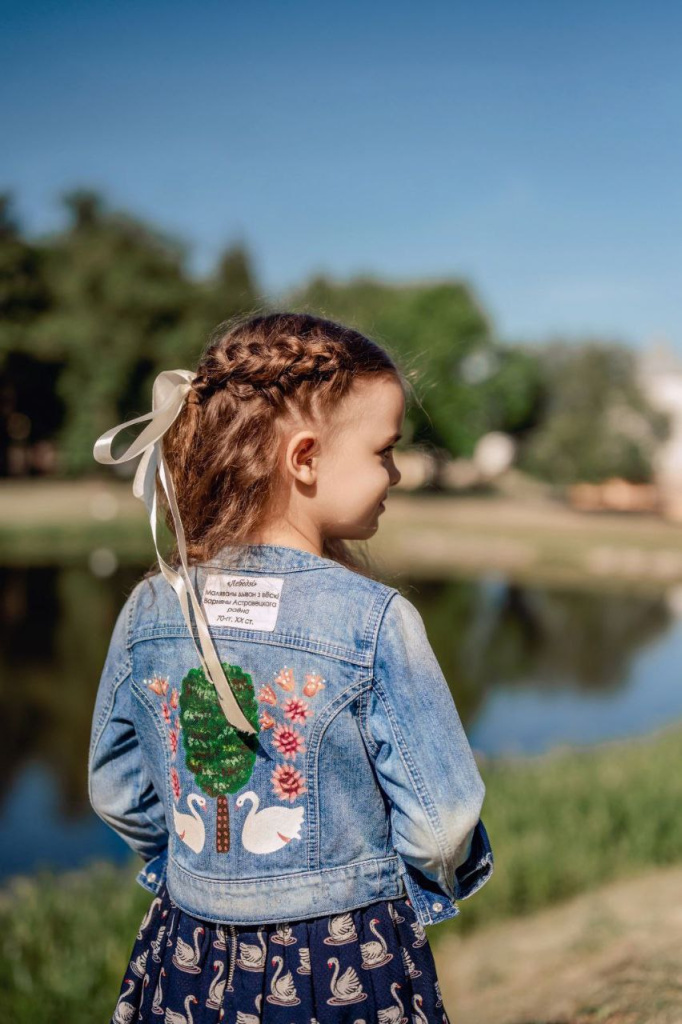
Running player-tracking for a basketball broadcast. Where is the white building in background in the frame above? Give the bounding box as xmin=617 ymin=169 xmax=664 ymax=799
xmin=637 ymin=336 xmax=682 ymax=521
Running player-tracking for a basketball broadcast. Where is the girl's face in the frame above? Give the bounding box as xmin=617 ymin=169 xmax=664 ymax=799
xmin=286 ymin=375 xmax=405 ymax=544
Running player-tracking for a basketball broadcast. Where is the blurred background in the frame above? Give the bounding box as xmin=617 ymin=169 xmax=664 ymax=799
xmin=2 ymin=2 xmax=682 ymax=1021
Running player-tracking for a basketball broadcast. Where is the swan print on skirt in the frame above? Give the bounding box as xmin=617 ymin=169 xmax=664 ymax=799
xmin=110 ymin=883 xmax=453 ymax=1023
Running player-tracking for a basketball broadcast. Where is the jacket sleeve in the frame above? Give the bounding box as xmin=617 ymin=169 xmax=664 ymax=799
xmin=364 ymin=591 xmax=493 ymax=905
xmin=88 ymin=590 xmax=169 ymax=865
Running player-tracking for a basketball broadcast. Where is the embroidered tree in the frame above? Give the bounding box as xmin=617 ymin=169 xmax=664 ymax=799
xmin=179 ymin=663 xmax=260 ymax=853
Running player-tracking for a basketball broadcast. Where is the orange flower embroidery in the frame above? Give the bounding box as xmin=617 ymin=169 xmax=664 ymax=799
xmin=303 ymin=672 xmax=326 ymax=697
xmin=271 ymin=763 xmax=307 ymax=802
xmin=271 ymin=723 xmax=306 ymax=760
xmin=146 ymin=675 xmax=169 ymax=696
xmin=259 ymin=710 xmax=276 ymax=730
xmin=258 ymin=683 xmax=278 ymax=705
xmin=274 ymin=667 xmax=296 ymax=691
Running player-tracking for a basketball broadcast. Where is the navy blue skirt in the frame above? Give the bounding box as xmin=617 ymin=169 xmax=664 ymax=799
xmin=110 ymin=881 xmax=452 ymax=1023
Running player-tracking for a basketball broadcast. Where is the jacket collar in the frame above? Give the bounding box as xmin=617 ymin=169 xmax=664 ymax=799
xmin=196 ymin=543 xmax=340 ymax=573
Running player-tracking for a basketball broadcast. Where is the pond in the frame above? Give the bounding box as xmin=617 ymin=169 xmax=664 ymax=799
xmin=2 ymin=560 xmax=682 ymax=882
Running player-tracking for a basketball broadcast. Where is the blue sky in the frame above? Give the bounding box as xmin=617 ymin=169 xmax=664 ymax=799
xmin=2 ymin=0 xmax=680 ymax=348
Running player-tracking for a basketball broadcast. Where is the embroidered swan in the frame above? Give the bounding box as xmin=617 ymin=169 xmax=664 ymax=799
xmin=165 ymin=994 xmax=198 ymax=1024
xmin=359 ymin=917 xmax=393 ymax=968
xmin=173 ymin=794 xmax=207 ymax=853
xmin=323 ymin=912 xmax=357 ymax=945
xmin=206 ymin=960 xmax=226 ymax=1009
xmin=129 ymin=948 xmax=148 ymax=978
xmin=266 ymin=955 xmax=301 ymax=1006
xmin=325 ymin=957 xmax=368 ymax=1005
xmin=236 ymin=928 xmax=267 ymax=970
xmin=412 ymin=993 xmax=429 ymax=1023
xmin=112 ymin=979 xmax=136 ymax=1024
xmin=377 ymin=981 xmax=406 ymax=1023
xmin=172 ymin=926 xmax=204 ymax=973
xmin=400 ymin=945 xmax=421 ymax=978
xmin=235 ymin=791 xmax=304 ymax=853
xmin=136 ymin=896 xmax=162 ymax=938
xmin=235 ymin=992 xmax=263 ymax=1022
xmin=151 ymin=967 xmax=166 ymax=1014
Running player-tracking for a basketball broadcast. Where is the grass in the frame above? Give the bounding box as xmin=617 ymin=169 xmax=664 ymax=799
xmin=451 ymin=721 xmax=682 ymax=935
xmin=2 ymin=723 xmax=682 ymax=1022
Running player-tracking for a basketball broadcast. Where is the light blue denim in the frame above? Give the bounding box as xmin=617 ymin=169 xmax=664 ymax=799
xmin=88 ymin=543 xmax=493 ymax=927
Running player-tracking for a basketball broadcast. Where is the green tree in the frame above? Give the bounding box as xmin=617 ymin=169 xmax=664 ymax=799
xmin=179 ymin=663 xmax=260 ymax=853
xmin=519 ymin=339 xmax=670 ymax=485
xmin=286 ymin=274 xmax=543 ymax=458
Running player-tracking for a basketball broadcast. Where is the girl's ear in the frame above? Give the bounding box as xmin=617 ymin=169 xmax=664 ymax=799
xmin=286 ymin=431 xmax=320 ymax=484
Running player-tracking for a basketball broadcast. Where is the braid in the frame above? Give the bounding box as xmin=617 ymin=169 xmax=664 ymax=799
xmin=155 ymin=310 xmax=409 ymax=580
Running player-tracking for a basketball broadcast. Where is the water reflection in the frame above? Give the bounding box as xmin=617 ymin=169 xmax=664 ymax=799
xmin=0 ymin=562 xmax=680 ymax=880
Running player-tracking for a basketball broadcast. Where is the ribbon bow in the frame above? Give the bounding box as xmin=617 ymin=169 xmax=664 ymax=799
xmin=93 ymin=368 xmax=257 ymax=736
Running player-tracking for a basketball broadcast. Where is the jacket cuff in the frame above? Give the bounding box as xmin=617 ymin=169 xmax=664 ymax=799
xmin=454 ymin=818 xmax=494 ymax=901
xmin=136 ymin=847 xmax=169 ymax=895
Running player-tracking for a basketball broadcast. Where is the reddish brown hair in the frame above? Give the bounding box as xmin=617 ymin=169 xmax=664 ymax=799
xmin=146 ymin=311 xmax=411 ymax=582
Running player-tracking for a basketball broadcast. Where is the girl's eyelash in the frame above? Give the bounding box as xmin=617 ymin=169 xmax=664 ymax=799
xmin=380 ymin=445 xmax=395 ymax=456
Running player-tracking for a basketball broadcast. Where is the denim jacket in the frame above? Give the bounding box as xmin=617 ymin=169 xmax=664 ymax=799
xmin=88 ymin=543 xmax=493 ymax=928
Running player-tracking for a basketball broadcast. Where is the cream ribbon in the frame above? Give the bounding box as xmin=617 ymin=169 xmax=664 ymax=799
xmin=93 ymin=368 xmax=257 ymax=736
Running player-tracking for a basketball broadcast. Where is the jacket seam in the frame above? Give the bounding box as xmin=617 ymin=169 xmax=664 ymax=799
xmin=130 ymin=678 xmax=174 ymax=816
xmin=369 ymin=590 xmax=455 ymax=901
xmin=305 ymin=677 xmax=373 ymax=871
xmin=87 ymin=589 xmax=137 ymax=774
xmin=169 ymin=851 xmax=399 ymax=884
xmin=129 ymin=629 xmax=372 ymax=667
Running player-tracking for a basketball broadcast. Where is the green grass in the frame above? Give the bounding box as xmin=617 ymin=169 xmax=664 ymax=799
xmin=453 ymin=721 xmax=682 ymax=935
xmin=2 ymin=724 xmax=682 ymax=1022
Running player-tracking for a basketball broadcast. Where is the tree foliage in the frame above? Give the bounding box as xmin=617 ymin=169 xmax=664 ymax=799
xmin=0 ymin=190 xmax=667 ymax=484
xmin=518 ymin=339 xmax=670 ymax=484
xmin=286 ymin=274 xmax=544 ymax=457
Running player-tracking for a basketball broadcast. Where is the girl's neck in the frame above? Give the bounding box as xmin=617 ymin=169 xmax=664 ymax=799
xmin=240 ymin=524 xmax=324 ymax=558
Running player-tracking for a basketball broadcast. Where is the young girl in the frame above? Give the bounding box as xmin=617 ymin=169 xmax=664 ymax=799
xmin=90 ymin=312 xmax=493 ymax=1024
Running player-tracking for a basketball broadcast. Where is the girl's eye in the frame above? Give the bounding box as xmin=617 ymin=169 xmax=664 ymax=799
xmin=380 ymin=445 xmax=395 ymax=457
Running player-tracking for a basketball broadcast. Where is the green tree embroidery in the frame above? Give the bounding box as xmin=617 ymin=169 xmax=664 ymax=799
xmin=179 ymin=663 xmax=260 ymax=853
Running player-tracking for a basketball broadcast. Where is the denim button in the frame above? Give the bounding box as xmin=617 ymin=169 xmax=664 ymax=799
xmin=432 ymin=901 xmax=443 ymax=911
xmin=147 ymin=873 xmax=156 ymax=881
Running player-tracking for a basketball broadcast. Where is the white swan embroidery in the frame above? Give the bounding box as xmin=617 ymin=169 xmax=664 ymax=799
xmin=235 ymin=791 xmax=304 ymax=854
xmin=266 ymin=955 xmax=301 ymax=1006
xmin=325 ymin=958 xmax=368 ymax=1006
xmin=172 ymin=793 xmax=207 ymax=853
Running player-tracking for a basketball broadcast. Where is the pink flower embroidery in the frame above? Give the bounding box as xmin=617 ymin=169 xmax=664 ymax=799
xmin=161 ymin=702 xmax=171 ymax=725
xmin=170 ymin=766 xmax=181 ymax=802
xmin=271 ymin=763 xmax=307 ymax=802
xmin=283 ymin=696 xmax=313 ymax=725
xmin=169 ymin=726 xmax=179 ymax=757
xmin=258 ymin=683 xmax=278 ymax=705
xmin=274 ymin=667 xmax=296 ymax=691
xmin=169 ymin=687 xmax=179 ymax=710
xmin=271 ymin=723 xmax=306 ymax=760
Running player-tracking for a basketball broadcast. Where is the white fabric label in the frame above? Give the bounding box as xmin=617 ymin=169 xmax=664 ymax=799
xmin=202 ymin=574 xmax=284 ymax=631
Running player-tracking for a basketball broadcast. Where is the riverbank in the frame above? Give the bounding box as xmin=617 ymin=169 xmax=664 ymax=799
xmin=2 ymin=722 xmax=681 ymax=1022
xmin=3 ymin=476 xmax=682 ymax=592
xmin=439 ymin=861 xmax=682 ymax=1024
